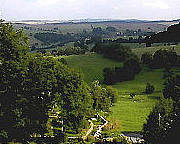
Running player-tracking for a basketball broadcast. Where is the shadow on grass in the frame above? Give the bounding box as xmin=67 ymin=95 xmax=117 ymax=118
xmin=121 ymin=131 xmax=143 ymax=137
xmin=147 ymin=95 xmax=160 ymax=100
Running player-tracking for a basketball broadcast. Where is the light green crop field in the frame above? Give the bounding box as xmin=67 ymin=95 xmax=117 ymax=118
xmin=132 ymin=44 xmax=180 ymax=58
xmin=63 ymin=53 xmax=123 ymax=83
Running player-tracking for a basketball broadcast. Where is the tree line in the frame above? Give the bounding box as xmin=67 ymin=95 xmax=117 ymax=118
xmin=34 ymin=32 xmax=76 ymax=44
xmin=145 ymin=23 xmax=180 ymax=43
xmin=92 ymin=42 xmax=141 ymax=85
xmin=141 ymin=49 xmax=180 ymax=69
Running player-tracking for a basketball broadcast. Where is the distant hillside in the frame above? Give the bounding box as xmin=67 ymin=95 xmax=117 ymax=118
xmin=147 ymin=23 xmax=180 ymax=43
xmin=11 ymin=19 xmax=180 ymax=25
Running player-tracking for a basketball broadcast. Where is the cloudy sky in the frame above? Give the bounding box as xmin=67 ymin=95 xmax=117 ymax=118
xmin=0 ymin=0 xmax=179 ymax=21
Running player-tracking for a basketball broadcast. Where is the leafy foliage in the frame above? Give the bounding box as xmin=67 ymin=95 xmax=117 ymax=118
xmin=146 ymin=23 xmax=180 ymax=43
xmin=141 ymin=52 xmax=153 ymax=65
xmin=34 ymin=32 xmax=75 ymax=44
xmin=92 ymin=43 xmax=134 ymax=62
xmin=145 ymin=83 xmax=155 ymax=94
xmin=54 ymin=46 xmax=86 ymax=56
xmin=163 ymin=74 xmax=180 ymax=101
xmin=141 ymin=49 xmax=178 ymax=69
xmin=143 ymin=74 xmax=180 ymax=144
xmin=123 ymin=57 xmax=141 ymax=74
xmin=0 ymin=22 xmax=30 ymax=142
xmin=103 ymin=57 xmax=141 ymax=85
xmin=152 ymin=49 xmax=177 ymax=68
xmin=0 ymin=22 xmax=94 ymax=142
xmin=90 ymin=81 xmax=117 ymax=112
xmin=143 ymin=98 xmax=174 ymax=144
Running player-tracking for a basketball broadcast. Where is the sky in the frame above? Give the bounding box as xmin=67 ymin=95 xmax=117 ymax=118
xmin=0 ymin=0 xmax=179 ymax=21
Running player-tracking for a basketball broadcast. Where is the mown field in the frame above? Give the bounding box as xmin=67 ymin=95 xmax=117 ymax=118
xmin=62 ymin=45 xmax=180 ymax=133
xmin=64 ymin=53 xmax=123 ymax=83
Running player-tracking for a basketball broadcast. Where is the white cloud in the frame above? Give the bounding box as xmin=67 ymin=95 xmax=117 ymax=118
xmin=36 ymin=0 xmax=59 ymax=7
xmin=144 ymin=0 xmax=170 ymax=9
xmin=1 ymin=0 xmax=180 ymax=20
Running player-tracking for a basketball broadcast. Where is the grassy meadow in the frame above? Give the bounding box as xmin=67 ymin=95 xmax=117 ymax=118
xmin=109 ymin=68 xmax=164 ymax=132
xmin=62 ymin=44 xmax=180 ymax=133
xmin=121 ymin=43 xmax=166 ymax=49
xmin=64 ymin=53 xmax=123 ymax=83
xmin=132 ymin=44 xmax=180 ymax=58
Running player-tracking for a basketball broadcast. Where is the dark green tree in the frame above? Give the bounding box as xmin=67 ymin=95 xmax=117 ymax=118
xmin=0 ymin=22 xmax=93 ymax=143
xmin=103 ymin=67 xmax=116 ymax=85
xmin=143 ymin=74 xmax=180 ymax=144
xmin=92 ymin=43 xmax=134 ymax=62
xmin=90 ymin=81 xmax=111 ymax=112
xmin=54 ymin=64 xmax=93 ymax=133
xmin=152 ymin=49 xmax=177 ymax=68
xmin=163 ymin=74 xmax=180 ymax=101
xmin=141 ymin=52 xmax=153 ymax=65
xmin=0 ymin=22 xmax=30 ymax=142
xmin=123 ymin=57 xmax=141 ymax=75
xmin=143 ymin=98 xmax=174 ymax=144
xmin=145 ymin=83 xmax=155 ymax=94
xmin=106 ymin=86 xmax=118 ymax=105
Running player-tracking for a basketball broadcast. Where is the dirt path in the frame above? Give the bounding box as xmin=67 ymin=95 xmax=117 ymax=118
xmin=82 ymin=120 xmax=94 ymax=140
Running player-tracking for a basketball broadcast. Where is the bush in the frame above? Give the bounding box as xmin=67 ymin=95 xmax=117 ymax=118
xmin=141 ymin=52 xmax=153 ymax=65
xmin=123 ymin=57 xmax=141 ymax=74
xmin=103 ymin=56 xmax=141 ymax=85
xmin=151 ymin=49 xmax=177 ymax=68
xmin=145 ymin=83 xmax=155 ymax=94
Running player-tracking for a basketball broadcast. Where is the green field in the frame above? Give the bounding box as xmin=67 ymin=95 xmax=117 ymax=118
xmin=121 ymin=43 xmax=166 ymax=49
xmin=63 ymin=46 xmax=180 ymax=133
xmin=64 ymin=53 xmax=123 ymax=83
xmin=63 ymin=53 xmax=163 ymax=132
xmin=109 ymin=68 xmax=164 ymax=132
xmin=132 ymin=44 xmax=180 ymax=58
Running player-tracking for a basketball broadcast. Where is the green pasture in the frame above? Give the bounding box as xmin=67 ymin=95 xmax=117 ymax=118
xmin=63 ymin=53 xmax=123 ymax=83
xmin=132 ymin=44 xmax=180 ymax=58
xmin=121 ymin=43 xmax=165 ymax=49
xmin=62 ymin=50 xmax=179 ymax=133
xmin=109 ymin=68 xmax=164 ymax=132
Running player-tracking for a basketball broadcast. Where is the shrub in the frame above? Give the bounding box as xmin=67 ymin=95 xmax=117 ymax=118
xmin=145 ymin=83 xmax=155 ymax=94
xmin=123 ymin=57 xmax=141 ymax=75
xmin=141 ymin=52 xmax=153 ymax=65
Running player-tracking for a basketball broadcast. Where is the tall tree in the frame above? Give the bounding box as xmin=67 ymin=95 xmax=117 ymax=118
xmin=143 ymin=98 xmax=174 ymax=144
xmin=143 ymin=74 xmax=180 ymax=144
xmin=0 ymin=22 xmax=93 ymax=142
xmin=0 ymin=22 xmax=30 ymax=142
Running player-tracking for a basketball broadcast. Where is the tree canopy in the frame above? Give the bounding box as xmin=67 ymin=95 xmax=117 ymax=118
xmin=0 ymin=22 xmax=94 ymax=143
